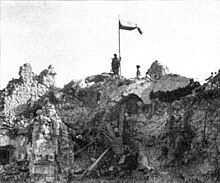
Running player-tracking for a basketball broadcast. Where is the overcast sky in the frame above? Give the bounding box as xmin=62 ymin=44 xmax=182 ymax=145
xmin=1 ymin=1 xmax=220 ymax=89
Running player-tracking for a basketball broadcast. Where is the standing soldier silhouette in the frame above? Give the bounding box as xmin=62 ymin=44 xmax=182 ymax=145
xmin=136 ymin=65 xmax=141 ymax=79
xmin=111 ymin=54 xmax=121 ymax=76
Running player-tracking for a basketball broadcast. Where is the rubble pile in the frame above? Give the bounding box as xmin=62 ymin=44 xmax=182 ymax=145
xmin=0 ymin=62 xmax=220 ymax=183
xmin=147 ymin=60 xmax=169 ymax=80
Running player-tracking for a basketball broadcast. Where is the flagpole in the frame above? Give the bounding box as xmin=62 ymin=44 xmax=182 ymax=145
xmin=118 ymin=15 xmax=121 ymax=76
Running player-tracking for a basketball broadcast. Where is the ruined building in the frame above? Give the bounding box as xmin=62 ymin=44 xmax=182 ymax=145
xmin=0 ymin=62 xmax=219 ymax=183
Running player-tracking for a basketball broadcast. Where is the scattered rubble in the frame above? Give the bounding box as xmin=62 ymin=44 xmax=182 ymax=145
xmin=0 ymin=62 xmax=220 ymax=183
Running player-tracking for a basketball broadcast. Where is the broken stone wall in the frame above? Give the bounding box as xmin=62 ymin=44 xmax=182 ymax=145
xmin=0 ymin=63 xmax=64 ymax=182
xmin=0 ymin=62 xmax=219 ymax=183
xmin=28 ymin=102 xmax=70 ymax=182
xmin=147 ymin=60 xmax=169 ymax=80
xmin=132 ymin=89 xmax=220 ymax=182
xmin=0 ymin=127 xmax=29 ymax=182
xmin=59 ymin=70 xmax=219 ymax=182
xmin=0 ymin=63 xmax=55 ymax=119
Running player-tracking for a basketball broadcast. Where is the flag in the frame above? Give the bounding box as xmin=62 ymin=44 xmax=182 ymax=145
xmin=119 ymin=20 xmax=143 ymax=35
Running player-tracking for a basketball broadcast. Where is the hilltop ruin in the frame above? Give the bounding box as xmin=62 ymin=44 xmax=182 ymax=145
xmin=0 ymin=62 xmax=219 ymax=183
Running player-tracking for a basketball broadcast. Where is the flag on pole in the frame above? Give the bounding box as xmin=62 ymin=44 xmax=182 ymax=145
xmin=119 ymin=20 xmax=143 ymax=35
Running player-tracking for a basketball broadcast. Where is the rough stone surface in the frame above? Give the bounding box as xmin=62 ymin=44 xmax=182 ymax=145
xmin=0 ymin=63 xmax=56 ymax=119
xmin=147 ymin=60 xmax=169 ymax=80
xmin=0 ymin=62 xmax=220 ymax=183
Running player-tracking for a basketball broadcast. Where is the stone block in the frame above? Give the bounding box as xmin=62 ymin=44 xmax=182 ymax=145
xmin=46 ymin=176 xmax=55 ymax=182
xmin=0 ymin=135 xmax=10 ymax=147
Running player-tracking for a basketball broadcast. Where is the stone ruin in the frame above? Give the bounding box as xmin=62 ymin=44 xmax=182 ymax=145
xmin=147 ymin=60 xmax=169 ymax=80
xmin=0 ymin=62 xmax=220 ymax=183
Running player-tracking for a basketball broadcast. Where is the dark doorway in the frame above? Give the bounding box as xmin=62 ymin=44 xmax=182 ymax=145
xmin=0 ymin=148 xmax=10 ymax=165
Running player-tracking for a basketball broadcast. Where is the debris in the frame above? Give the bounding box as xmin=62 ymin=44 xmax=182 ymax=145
xmin=0 ymin=62 xmax=220 ymax=183
xmin=79 ymin=148 xmax=109 ymax=179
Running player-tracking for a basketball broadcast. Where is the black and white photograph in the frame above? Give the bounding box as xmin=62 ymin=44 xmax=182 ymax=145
xmin=0 ymin=1 xmax=220 ymax=182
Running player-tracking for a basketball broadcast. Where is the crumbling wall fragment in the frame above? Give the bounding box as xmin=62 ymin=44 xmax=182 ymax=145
xmin=27 ymin=102 xmax=70 ymax=182
xmin=1 ymin=62 xmax=220 ymax=182
xmin=0 ymin=63 xmax=56 ymax=121
xmin=38 ymin=65 xmax=56 ymax=88
xmin=147 ymin=60 xmax=168 ymax=80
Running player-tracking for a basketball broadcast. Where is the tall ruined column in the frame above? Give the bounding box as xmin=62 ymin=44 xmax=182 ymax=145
xmin=29 ymin=103 xmax=69 ymax=182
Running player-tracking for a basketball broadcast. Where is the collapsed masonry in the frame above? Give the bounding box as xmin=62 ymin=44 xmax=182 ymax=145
xmin=0 ymin=61 xmax=220 ymax=183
